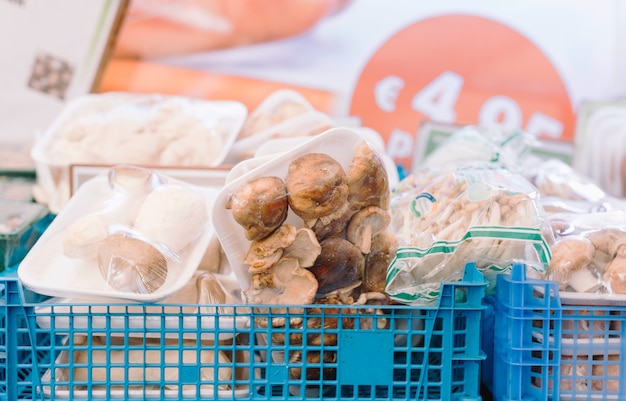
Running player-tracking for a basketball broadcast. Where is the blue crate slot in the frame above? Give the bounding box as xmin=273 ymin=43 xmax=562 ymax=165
xmin=3 ymin=262 xmax=488 ymax=401
xmin=489 ymin=263 xmax=626 ymax=401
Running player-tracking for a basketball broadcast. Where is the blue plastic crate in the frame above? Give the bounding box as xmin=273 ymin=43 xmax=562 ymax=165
xmin=486 ymin=263 xmax=626 ymax=401
xmin=2 ymin=263 xmax=487 ymax=401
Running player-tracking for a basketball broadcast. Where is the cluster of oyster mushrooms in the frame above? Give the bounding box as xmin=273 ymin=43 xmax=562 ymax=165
xmin=226 ymin=140 xmax=397 ymax=307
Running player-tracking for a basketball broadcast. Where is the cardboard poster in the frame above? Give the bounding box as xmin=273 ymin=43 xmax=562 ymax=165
xmin=0 ymin=0 xmax=128 ymax=169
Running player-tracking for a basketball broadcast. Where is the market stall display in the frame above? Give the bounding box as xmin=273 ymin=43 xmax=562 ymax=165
xmin=3 ymin=84 xmax=626 ymax=400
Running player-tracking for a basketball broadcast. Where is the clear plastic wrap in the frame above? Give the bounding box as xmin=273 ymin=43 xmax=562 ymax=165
xmin=18 ymin=165 xmax=217 ymax=302
xmin=386 ymin=163 xmax=554 ymax=305
xmin=214 ymin=128 xmax=395 ymax=305
xmin=31 ymin=92 xmax=247 ymax=213
xmin=524 ymin=157 xmax=626 ymax=214
xmin=214 ymin=128 xmax=405 ymax=393
xmin=545 ymin=211 xmax=626 ymax=301
xmin=225 ymin=89 xmax=334 ymax=163
xmin=418 ymin=125 xmax=536 ymax=173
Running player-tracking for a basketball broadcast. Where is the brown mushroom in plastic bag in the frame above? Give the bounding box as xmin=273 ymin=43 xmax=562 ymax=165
xmin=363 ymin=231 xmax=397 ymax=293
xmin=242 ymin=257 xmax=318 ymax=305
xmin=545 ymin=237 xmax=596 ymax=291
xmin=603 ymin=243 xmax=626 ymax=294
xmin=309 ymin=237 xmax=363 ymax=298
xmin=285 ymin=153 xmax=349 ymax=226
xmin=227 ymin=176 xmax=288 ymax=241
xmin=345 ymin=206 xmax=391 ymax=254
xmin=347 ymin=140 xmax=390 ymax=210
xmin=309 ymin=202 xmax=350 ymax=241
xmin=244 ymin=224 xmax=298 ymax=273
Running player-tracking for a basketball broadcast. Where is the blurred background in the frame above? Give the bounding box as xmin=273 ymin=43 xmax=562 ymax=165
xmin=3 ymin=0 xmax=626 ymax=172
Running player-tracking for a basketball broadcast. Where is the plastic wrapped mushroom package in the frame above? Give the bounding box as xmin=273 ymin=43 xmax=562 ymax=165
xmin=215 ymin=128 xmax=397 ymax=305
xmin=545 ymin=211 xmax=626 ymax=303
xmin=18 ymin=165 xmax=218 ymax=302
xmin=524 ymin=158 xmax=626 ymax=214
xmin=213 ymin=128 xmax=414 ymax=386
xmin=31 ymin=92 xmax=247 ymax=214
xmin=386 ymin=163 xmax=555 ymax=306
xmin=224 ymin=89 xmax=335 ymax=164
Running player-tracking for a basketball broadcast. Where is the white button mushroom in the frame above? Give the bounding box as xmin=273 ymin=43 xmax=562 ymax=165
xmin=62 ymin=214 xmax=109 ymax=259
xmin=133 ymin=184 xmax=209 ymax=253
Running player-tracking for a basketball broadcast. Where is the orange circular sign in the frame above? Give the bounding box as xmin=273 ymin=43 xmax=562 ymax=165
xmin=349 ymin=14 xmax=575 ymax=170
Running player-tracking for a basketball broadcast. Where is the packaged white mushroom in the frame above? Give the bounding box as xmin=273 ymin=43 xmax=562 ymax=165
xmin=386 ymin=163 xmax=554 ymax=306
xmin=18 ymin=165 xmax=217 ymax=302
xmin=31 ymin=92 xmax=247 ymax=213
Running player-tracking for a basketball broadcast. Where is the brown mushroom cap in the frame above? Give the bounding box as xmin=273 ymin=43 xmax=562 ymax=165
xmin=546 ymin=237 xmax=595 ymax=288
xmin=310 ymin=237 xmax=364 ymax=298
xmin=242 ymin=257 xmax=318 ymax=305
xmin=286 ymin=153 xmax=349 ymax=221
xmin=226 ymin=176 xmax=289 ymax=241
xmin=603 ymin=244 xmax=626 ymax=294
xmin=347 ymin=141 xmax=390 ymax=211
xmin=97 ymin=232 xmax=168 ymax=294
xmin=310 ymin=202 xmax=350 ymax=241
xmin=244 ymin=224 xmax=297 ymax=273
xmin=282 ymin=227 xmax=322 ymax=268
xmin=363 ymin=231 xmax=397 ymax=293
xmin=346 ymin=206 xmax=391 ymax=254
xmin=587 ymin=229 xmax=626 ymax=259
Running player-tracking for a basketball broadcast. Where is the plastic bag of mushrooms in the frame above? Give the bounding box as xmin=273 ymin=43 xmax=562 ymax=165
xmin=220 ymin=129 xmax=396 ymax=305
xmin=385 ymin=163 xmax=555 ymax=306
xmin=545 ymin=211 xmax=626 ymax=299
xmin=215 ymin=128 xmax=406 ymax=382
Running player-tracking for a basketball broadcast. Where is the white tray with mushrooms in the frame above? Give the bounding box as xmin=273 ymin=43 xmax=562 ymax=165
xmin=31 ymin=92 xmax=247 ymax=214
xmin=18 ymin=166 xmax=218 ymax=302
xmin=540 ymin=211 xmax=626 ymax=306
xmin=213 ymin=127 xmax=396 ymax=301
